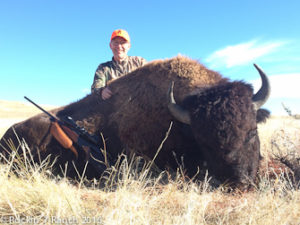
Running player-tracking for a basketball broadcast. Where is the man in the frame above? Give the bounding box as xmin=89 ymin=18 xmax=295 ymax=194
xmin=91 ymin=29 xmax=146 ymax=100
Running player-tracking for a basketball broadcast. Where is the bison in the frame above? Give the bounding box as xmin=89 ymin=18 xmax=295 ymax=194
xmin=0 ymin=56 xmax=270 ymax=188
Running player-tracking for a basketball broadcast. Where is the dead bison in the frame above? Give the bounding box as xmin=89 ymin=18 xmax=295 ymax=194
xmin=0 ymin=56 xmax=270 ymax=187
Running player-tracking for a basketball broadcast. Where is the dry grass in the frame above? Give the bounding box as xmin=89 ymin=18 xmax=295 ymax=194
xmin=259 ymin=116 xmax=300 ymax=158
xmin=0 ymin=101 xmax=300 ymax=224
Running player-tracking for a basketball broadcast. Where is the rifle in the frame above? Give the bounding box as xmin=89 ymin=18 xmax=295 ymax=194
xmin=24 ymin=96 xmax=107 ymax=174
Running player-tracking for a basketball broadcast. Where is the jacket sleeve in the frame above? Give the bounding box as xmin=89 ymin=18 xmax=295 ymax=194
xmin=137 ymin=56 xmax=147 ymax=67
xmin=140 ymin=57 xmax=147 ymax=66
xmin=91 ymin=65 xmax=107 ymax=94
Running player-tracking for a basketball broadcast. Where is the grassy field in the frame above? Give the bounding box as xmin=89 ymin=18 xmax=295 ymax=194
xmin=0 ymin=101 xmax=299 ymax=224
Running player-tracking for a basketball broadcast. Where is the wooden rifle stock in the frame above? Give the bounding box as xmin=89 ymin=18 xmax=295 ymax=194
xmin=50 ymin=122 xmax=78 ymax=158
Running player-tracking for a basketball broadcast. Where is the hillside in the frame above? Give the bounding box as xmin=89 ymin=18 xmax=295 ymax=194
xmin=0 ymin=100 xmax=56 ymax=137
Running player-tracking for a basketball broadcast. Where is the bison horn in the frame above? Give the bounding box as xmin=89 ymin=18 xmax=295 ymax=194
xmin=167 ymin=81 xmax=191 ymax=125
xmin=252 ymin=64 xmax=271 ymax=110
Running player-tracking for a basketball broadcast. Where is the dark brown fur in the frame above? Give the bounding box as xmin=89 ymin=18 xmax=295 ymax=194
xmin=0 ymin=56 xmax=269 ymax=186
xmin=182 ymin=82 xmax=262 ymax=185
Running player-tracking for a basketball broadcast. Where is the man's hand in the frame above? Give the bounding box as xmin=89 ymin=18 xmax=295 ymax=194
xmin=101 ymin=87 xmax=113 ymax=100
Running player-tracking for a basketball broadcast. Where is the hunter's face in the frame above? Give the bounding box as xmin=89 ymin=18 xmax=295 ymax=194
xmin=110 ymin=37 xmax=131 ymax=62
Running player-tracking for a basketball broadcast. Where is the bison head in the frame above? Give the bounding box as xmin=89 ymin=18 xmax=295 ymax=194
xmin=168 ymin=64 xmax=270 ymax=188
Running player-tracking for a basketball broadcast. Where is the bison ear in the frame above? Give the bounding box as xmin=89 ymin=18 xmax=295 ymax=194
xmin=256 ymin=108 xmax=270 ymax=123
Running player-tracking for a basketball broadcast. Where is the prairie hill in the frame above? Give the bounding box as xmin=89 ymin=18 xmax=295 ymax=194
xmin=0 ymin=100 xmax=56 ymax=138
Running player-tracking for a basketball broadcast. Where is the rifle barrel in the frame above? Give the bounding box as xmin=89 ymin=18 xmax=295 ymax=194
xmin=24 ymin=96 xmax=57 ymax=120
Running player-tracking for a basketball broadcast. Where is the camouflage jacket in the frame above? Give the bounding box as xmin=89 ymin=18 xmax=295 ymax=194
xmin=91 ymin=56 xmax=146 ymax=94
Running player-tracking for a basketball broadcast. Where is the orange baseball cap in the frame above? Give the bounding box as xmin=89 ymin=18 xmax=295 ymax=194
xmin=110 ymin=29 xmax=130 ymax=42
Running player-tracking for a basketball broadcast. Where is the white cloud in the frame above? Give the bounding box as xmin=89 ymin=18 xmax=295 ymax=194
xmin=251 ymin=73 xmax=300 ymax=98
xmin=82 ymin=88 xmax=90 ymax=94
xmin=250 ymin=73 xmax=300 ymax=115
xmin=205 ymin=40 xmax=287 ymax=68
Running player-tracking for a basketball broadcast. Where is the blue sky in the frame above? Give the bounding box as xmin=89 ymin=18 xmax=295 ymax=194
xmin=1 ymin=0 xmax=299 ymax=115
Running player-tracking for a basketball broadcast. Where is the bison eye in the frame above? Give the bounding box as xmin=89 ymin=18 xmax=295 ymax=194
xmin=245 ymin=129 xmax=257 ymax=143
